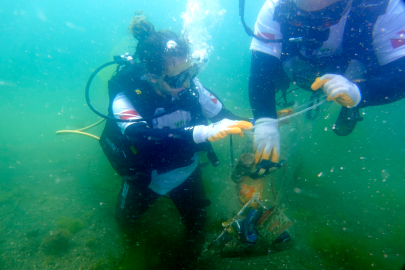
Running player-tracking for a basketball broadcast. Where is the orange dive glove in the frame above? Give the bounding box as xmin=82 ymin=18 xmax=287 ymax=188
xmin=193 ymin=119 xmax=252 ymax=143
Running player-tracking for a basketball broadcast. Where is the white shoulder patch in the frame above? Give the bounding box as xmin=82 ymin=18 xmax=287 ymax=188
xmin=250 ymin=0 xmax=283 ymax=58
xmin=373 ymin=0 xmax=405 ymax=65
xmin=194 ymin=79 xmax=223 ymax=119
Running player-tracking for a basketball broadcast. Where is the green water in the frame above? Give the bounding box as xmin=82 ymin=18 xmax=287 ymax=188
xmin=1 ymin=0 xmax=404 ymax=269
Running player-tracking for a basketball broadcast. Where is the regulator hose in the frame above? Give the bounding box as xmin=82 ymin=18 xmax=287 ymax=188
xmin=238 ymin=0 xmax=283 ymax=43
xmin=84 ymin=59 xmax=174 ymax=123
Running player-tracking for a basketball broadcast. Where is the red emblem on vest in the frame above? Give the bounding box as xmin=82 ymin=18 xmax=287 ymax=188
xmin=390 ymin=30 xmax=405 ymax=49
xmin=209 ymin=94 xmax=218 ymax=105
xmin=120 ymin=110 xmax=139 ymax=120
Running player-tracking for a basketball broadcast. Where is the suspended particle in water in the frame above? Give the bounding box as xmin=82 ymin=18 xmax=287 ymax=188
xmin=381 ymin=170 xmax=389 ymax=179
xmin=330 ymin=167 xmax=334 ymax=172
xmin=293 ymin=187 xmax=302 ymax=194
xmin=317 ymin=172 xmax=323 ymax=177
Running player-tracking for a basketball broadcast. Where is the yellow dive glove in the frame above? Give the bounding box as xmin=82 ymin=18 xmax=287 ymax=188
xmin=193 ymin=119 xmax=252 ymax=143
xmin=311 ymin=74 xmax=361 ymax=108
xmin=253 ymin=118 xmax=280 ymax=165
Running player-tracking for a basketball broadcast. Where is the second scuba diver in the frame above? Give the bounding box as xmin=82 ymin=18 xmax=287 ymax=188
xmin=216 ymin=0 xmax=405 ymax=254
xmin=98 ymin=11 xmax=252 ymax=268
xmin=246 ymin=0 xmax=405 ymax=169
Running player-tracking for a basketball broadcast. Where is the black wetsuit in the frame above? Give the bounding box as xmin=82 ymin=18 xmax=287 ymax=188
xmin=99 ymin=62 xmax=243 ymax=259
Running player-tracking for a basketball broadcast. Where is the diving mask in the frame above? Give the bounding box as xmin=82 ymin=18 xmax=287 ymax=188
xmin=164 ymin=63 xmax=199 ymax=89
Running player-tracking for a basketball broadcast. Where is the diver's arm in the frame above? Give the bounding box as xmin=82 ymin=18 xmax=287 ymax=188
xmin=357 ymin=56 xmax=405 ymax=108
xmin=124 ymin=119 xmax=252 ymax=146
xmin=249 ymin=50 xmax=284 ymax=119
xmin=248 ymin=0 xmax=286 ymax=120
xmin=249 ymin=51 xmax=290 ymax=165
xmin=360 ymin=0 xmax=405 ymax=107
xmin=114 ymin=92 xmax=251 ymax=148
xmin=113 ymin=92 xmax=198 ymax=149
xmin=124 ymin=123 xmax=196 ymax=147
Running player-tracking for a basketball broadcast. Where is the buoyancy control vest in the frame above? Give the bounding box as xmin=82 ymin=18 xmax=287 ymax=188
xmin=99 ymin=62 xmax=150 ymax=177
xmin=342 ymin=0 xmax=390 ymax=68
xmin=99 ymin=62 xmax=213 ymax=177
xmin=272 ymin=0 xmax=390 ymax=89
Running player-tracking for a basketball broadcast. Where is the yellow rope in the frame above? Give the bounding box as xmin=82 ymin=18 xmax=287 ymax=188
xmin=55 ymin=119 xmax=105 ymax=141
xmin=55 ymin=130 xmax=100 ymax=140
xmin=76 ymin=118 xmax=105 ymax=131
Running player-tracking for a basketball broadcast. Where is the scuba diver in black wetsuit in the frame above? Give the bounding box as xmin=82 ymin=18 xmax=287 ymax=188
xmin=242 ymin=0 xmax=405 ymax=170
xmin=99 ymin=11 xmax=252 ymax=268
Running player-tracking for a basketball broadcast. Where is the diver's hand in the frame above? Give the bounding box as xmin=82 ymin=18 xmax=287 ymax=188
xmin=253 ymin=118 xmax=280 ymax=166
xmin=193 ymin=119 xmax=252 ymax=143
xmin=311 ymin=74 xmax=361 ymax=108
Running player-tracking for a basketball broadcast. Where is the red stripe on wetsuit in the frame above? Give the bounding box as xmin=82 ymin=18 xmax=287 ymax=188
xmin=120 ymin=110 xmax=140 ymax=120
